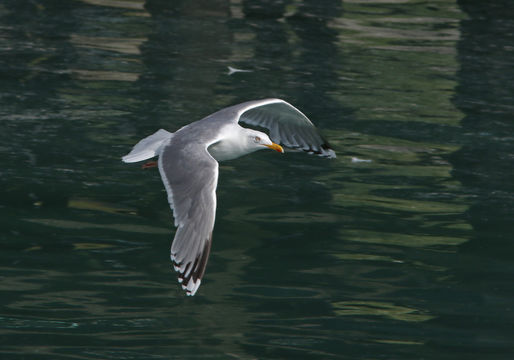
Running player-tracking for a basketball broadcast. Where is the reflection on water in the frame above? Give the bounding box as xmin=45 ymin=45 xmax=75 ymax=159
xmin=80 ymin=0 xmax=147 ymax=12
xmin=333 ymin=300 xmax=434 ymax=322
xmin=1 ymin=0 xmax=513 ymax=359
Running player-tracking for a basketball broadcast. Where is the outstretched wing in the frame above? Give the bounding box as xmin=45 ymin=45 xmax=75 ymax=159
xmin=234 ymin=98 xmax=336 ymax=158
xmin=158 ymin=137 xmax=219 ymax=296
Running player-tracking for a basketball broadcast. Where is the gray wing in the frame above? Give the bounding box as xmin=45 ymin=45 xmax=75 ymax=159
xmin=235 ymin=98 xmax=336 ymax=158
xmin=158 ymin=138 xmax=218 ymax=296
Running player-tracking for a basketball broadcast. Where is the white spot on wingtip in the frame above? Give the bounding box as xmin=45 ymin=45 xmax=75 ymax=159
xmin=181 ymin=279 xmax=201 ymax=296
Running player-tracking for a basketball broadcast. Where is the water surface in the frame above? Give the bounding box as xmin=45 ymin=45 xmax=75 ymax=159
xmin=1 ymin=0 xmax=513 ymax=359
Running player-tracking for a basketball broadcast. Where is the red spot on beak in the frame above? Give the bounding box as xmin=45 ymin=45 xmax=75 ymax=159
xmin=265 ymin=143 xmax=284 ymax=153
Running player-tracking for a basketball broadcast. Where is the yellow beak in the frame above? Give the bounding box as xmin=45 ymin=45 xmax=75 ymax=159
xmin=265 ymin=142 xmax=284 ymax=153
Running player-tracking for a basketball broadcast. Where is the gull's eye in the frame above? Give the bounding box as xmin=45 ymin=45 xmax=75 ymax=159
xmin=254 ymin=136 xmax=261 ymax=143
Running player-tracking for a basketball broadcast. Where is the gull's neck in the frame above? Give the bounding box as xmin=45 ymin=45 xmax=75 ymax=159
xmin=207 ymin=125 xmax=254 ymax=162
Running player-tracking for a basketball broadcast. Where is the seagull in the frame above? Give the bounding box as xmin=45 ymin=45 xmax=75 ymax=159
xmin=122 ymin=98 xmax=335 ymax=296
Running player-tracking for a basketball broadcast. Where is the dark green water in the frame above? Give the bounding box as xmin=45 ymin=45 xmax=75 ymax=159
xmin=1 ymin=0 xmax=513 ymax=359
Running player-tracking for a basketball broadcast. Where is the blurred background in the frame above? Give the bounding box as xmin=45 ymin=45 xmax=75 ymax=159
xmin=1 ymin=0 xmax=513 ymax=359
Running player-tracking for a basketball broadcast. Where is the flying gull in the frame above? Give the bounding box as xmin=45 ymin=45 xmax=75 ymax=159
xmin=122 ymin=98 xmax=335 ymax=296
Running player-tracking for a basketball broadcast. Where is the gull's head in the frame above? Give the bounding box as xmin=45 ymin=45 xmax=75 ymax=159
xmin=245 ymin=129 xmax=284 ymax=153
xmin=209 ymin=126 xmax=284 ymax=162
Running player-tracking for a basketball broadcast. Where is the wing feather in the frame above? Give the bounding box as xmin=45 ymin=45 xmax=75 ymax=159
xmin=158 ymin=137 xmax=219 ymax=296
xmin=235 ymin=99 xmax=336 ymax=158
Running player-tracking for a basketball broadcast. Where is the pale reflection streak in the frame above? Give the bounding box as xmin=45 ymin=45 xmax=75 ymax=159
xmin=80 ymin=0 xmax=146 ymax=11
xmin=339 ymin=229 xmax=467 ymax=247
xmin=68 ymin=197 xmax=136 ymax=215
xmin=333 ymin=300 xmax=434 ymax=322
xmin=333 ymin=18 xmax=459 ymax=42
xmin=69 ymin=2 xmax=148 ymax=82
xmin=23 ymin=218 xmax=169 ymax=235
xmin=71 ymin=69 xmax=140 ymax=82
xmin=345 ymin=0 xmax=411 ymax=3
xmin=70 ymin=35 xmax=145 ymax=55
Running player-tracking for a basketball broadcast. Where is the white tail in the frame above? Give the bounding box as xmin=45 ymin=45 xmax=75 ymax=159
xmin=122 ymin=129 xmax=173 ymax=163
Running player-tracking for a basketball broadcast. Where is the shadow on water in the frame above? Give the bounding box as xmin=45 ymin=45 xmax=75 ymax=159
xmin=442 ymin=1 xmax=514 ymax=356
xmin=1 ymin=0 xmax=513 ymax=359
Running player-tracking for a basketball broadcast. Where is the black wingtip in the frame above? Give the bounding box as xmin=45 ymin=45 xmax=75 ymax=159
xmin=172 ymin=234 xmax=213 ymax=296
xmin=320 ymin=142 xmax=336 ymax=158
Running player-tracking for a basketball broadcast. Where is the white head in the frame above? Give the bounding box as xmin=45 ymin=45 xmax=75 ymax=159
xmin=208 ymin=126 xmax=284 ymax=162
xmin=243 ymin=128 xmax=284 ymax=154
